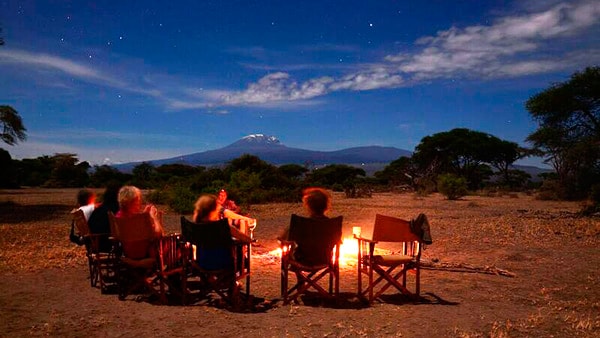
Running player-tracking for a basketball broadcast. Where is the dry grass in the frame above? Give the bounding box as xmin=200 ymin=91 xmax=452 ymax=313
xmin=1 ymin=188 xmax=599 ymax=337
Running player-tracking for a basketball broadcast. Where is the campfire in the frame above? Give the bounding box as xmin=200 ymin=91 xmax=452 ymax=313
xmin=268 ymin=236 xmax=390 ymax=267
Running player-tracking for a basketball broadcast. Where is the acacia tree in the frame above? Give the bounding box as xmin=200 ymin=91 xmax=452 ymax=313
xmin=526 ymin=67 xmax=600 ymax=199
xmin=410 ymin=128 xmax=526 ymax=190
xmin=0 ymin=105 xmax=26 ymax=188
xmin=1 ymin=105 xmax=27 ymax=146
xmin=374 ymin=156 xmax=420 ymax=189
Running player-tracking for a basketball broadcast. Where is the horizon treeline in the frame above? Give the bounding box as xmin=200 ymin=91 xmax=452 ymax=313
xmin=2 ymin=67 xmax=599 ymax=214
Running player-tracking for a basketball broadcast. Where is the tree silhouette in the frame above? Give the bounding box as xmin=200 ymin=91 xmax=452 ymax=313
xmin=0 ymin=105 xmax=27 ymax=145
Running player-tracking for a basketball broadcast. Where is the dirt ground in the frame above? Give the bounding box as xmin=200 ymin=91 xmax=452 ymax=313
xmin=0 ymin=188 xmax=598 ymax=337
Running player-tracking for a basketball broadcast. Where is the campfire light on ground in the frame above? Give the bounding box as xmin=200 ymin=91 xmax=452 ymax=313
xmin=267 ymin=237 xmax=389 ymax=267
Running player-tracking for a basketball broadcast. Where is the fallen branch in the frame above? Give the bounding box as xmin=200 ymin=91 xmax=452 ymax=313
xmin=420 ymin=259 xmax=516 ymax=277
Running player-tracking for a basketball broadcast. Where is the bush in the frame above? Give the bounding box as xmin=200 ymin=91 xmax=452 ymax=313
xmin=146 ymin=188 xmax=170 ymax=205
xmin=536 ymin=179 xmax=565 ymax=200
xmin=168 ymin=185 xmax=197 ymax=214
xmin=581 ymin=184 xmax=600 ymax=216
xmin=437 ymin=174 xmax=468 ymax=200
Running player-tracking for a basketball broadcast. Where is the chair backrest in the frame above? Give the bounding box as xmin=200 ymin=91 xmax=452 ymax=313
xmin=71 ymin=209 xmax=90 ymax=236
xmin=180 ymin=216 xmax=235 ymax=270
xmin=287 ymin=214 xmax=343 ymax=266
xmin=180 ymin=217 xmax=234 ymax=248
xmin=371 ymin=214 xmax=421 ymax=243
xmin=109 ymin=212 xmax=157 ymax=259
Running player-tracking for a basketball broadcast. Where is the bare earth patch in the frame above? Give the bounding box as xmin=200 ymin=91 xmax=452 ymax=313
xmin=1 ymin=188 xmax=598 ymax=337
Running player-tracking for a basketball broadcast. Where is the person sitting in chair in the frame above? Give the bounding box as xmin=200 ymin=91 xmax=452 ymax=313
xmin=116 ymin=185 xmax=164 ymax=238
xmin=217 ymin=189 xmax=242 ymax=215
xmin=193 ymin=194 xmax=253 ymax=241
xmin=88 ymin=184 xmax=121 ymax=252
xmin=192 ymin=194 xmax=253 ymax=270
xmin=278 ymin=187 xmax=332 ymax=287
xmin=76 ymin=188 xmax=97 ymax=221
xmin=279 ymin=187 xmax=331 ymax=241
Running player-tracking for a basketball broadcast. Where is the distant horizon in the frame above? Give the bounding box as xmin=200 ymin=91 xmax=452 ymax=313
xmin=2 ymin=1 xmax=597 ymax=169
xmin=7 ymin=132 xmax=552 ymax=170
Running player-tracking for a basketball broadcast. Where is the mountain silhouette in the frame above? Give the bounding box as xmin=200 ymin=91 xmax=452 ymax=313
xmin=115 ymin=134 xmax=412 ymax=172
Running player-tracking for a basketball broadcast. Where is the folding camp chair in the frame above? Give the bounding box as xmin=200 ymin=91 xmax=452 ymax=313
xmin=279 ymin=214 xmax=343 ymax=304
xmin=156 ymin=233 xmax=185 ymax=304
xmin=357 ymin=214 xmax=423 ymax=302
xmin=180 ymin=217 xmax=251 ymax=307
xmin=109 ymin=212 xmax=160 ymax=301
xmin=71 ymin=209 xmax=98 ymax=287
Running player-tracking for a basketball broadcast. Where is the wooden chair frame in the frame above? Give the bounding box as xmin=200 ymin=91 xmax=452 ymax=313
xmin=109 ymin=212 xmax=161 ymax=301
xmin=280 ymin=214 xmax=343 ymax=304
xmin=180 ymin=217 xmax=251 ymax=307
xmin=72 ymin=209 xmax=117 ymax=292
xmin=156 ymin=233 xmax=185 ymax=304
xmin=357 ymin=214 xmax=422 ymax=302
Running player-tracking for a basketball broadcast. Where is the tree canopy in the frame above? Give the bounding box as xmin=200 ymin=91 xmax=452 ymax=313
xmin=0 ymin=105 xmax=27 ymax=146
xmin=526 ymin=66 xmax=600 ymax=199
xmin=411 ymin=128 xmax=526 ymax=190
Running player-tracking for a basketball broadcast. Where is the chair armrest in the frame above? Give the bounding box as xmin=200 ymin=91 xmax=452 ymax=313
xmin=231 ymin=226 xmax=252 ymax=243
xmin=278 ymin=239 xmax=295 ymax=247
xmin=355 ymin=235 xmax=376 ymax=243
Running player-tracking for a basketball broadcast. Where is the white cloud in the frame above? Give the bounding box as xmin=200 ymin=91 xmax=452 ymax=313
xmin=329 ymin=68 xmax=403 ymax=91
xmin=3 ymin=1 xmax=598 ymax=111
xmin=200 ymin=0 xmax=598 ymax=107
xmin=388 ymin=0 xmax=600 ymax=80
xmin=0 ymin=48 xmax=161 ymax=97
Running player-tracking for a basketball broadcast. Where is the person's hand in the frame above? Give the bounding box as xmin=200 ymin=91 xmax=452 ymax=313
xmin=145 ymin=204 xmax=158 ymax=218
xmin=248 ymin=218 xmax=257 ymax=230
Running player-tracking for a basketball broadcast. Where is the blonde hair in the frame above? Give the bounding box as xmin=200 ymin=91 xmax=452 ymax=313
xmin=302 ymin=187 xmax=331 ymax=217
xmin=118 ymin=186 xmax=142 ymax=213
xmin=193 ymin=194 xmax=218 ymax=223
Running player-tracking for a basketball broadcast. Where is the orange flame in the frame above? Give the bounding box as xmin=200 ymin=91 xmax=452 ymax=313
xmin=269 ymin=236 xmax=361 ymax=267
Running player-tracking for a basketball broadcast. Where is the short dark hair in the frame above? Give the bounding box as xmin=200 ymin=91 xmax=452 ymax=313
xmin=302 ymin=187 xmax=331 ymax=216
xmin=76 ymin=189 xmax=95 ymax=206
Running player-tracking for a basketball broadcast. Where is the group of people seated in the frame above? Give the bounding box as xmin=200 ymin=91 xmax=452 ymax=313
xmin=72 ymin=185 xmax=261 ymax=253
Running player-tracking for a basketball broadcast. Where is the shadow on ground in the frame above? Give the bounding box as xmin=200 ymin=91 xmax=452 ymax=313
xmin=0 ymin=201 xmax=71 ymax=224
xmin=378 ymin=292 xmax=459 ymax=306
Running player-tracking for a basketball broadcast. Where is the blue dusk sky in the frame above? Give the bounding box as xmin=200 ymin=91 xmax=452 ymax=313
xmin=1 ymin=0 xmax=599 ymax=167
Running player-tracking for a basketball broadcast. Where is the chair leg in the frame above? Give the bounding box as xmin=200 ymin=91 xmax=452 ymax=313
xmin=415 ymin=266 xmax=420 ymax=296
xmin=281 ymin=267 xmax=288 ymax=303
xmin=368 ymin=264 xmax=374 ymax=302
xmin=357 ymin=258 xmax=362 ymax=297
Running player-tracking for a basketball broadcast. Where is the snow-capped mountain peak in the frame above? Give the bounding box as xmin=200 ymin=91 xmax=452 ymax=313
xmin=238 ymin=134 xmax=281 ymax=145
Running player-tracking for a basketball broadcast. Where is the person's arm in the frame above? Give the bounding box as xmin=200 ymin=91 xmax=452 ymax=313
xmin=145 ymin=204 xmax=164 ymax=237
xmin=223 ymin=208 xmax=253 ymax=222
xmin=230 ymin=225 xmax=252 ymax=243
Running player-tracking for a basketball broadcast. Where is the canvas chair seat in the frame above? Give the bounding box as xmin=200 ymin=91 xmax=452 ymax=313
xmin=372 ymin=254 xmax=415 ymax=266
xmin=357 ymin=214 xmax=427 ymax=303
xmin=289 ymin=261 xmax=329 ymax=272
xmin=280 ymin=214 xmax=343 ymax=305
xmin=120 ymin=256 xmax=156 ymax=269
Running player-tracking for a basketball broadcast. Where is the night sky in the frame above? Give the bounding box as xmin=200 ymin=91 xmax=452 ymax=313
xmin=1 ymin=1 xmax=599 ymax=167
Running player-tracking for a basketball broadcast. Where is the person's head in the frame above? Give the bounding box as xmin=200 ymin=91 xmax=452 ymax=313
xmin=217 ymin=189 xmax=228 ymax=204
xmin=302 ymin=187 xmax=331 ymax=217
xmin=118 ymin=186 xmax=142 ymax=214
xmin=102 ymin=183 xmax=121 ymax=213
xmin=193 ymin=194 xmax=219 ymax=222
xmin=76 ymin=189 xmax=96 ymax=207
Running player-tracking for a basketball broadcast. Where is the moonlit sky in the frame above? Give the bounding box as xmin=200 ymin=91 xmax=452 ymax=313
xmin=1 ymin=1 xmax=599 ymax=167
